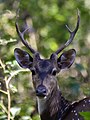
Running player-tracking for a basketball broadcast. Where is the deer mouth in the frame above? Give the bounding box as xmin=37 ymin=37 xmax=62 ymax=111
xmin=36 ymin=92 xmax=47 ymax=98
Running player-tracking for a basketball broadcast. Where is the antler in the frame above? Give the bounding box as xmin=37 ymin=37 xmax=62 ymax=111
xmin=15 ymin=22 xmax=36 ymax=54
xmin=54 ymin=10 xmax=80 ymax=55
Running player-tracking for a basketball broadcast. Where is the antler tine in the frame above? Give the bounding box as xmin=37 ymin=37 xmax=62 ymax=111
xmin=15 ymin=22 xmax=36 ymax=54
xmin=55 ymin=10 xmax=80 ymax=55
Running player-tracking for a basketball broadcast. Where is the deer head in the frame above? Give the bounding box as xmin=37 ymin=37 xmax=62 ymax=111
xmin=14 ymin=12 xmax=80 ymax=99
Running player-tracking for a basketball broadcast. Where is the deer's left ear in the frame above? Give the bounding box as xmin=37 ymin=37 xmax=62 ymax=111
xmin=57 ymin=49 xmax=76 ymax=69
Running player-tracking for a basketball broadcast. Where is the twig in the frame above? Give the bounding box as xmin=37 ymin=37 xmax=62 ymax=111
xmin=5 ymin=77 xmax=11 ymax=120
xmin=0 ymin=102 xmax=8 ymax=114
xmin=5 ymin=69 xmax=29 ymax=120
xmin=0 ymin=89 xmax=8 ymax=95
xmin=0 ymin=58 xmax=29 ymax=120
xmin=0 ymin=59 xmax=5 ymax=71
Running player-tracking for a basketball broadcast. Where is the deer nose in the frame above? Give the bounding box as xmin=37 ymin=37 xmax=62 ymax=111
xmin=36 ymin=85 xmax=47 ymax=97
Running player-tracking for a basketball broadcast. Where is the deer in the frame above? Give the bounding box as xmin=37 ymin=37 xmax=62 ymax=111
xmin=14 ymin=11 xmax=90 ymax=120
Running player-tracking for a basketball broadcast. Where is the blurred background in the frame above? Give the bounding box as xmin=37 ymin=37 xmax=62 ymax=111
xmin=0 ymin=0 xmax=90 ymax=120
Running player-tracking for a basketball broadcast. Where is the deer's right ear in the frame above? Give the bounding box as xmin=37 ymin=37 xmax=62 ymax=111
xmin=14 ymin=48 xmax=33 ymax=69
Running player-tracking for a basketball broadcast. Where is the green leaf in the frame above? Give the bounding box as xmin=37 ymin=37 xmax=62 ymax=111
xmin=9 ymin=84 xmax=17 ymax=93
xmin=75 ymin=63 xmax=85 ymax=71
xmin=21 ymin=116 xmax=32 ymax=120
xmin=10 ymin=107 xmax=21 ymax=118
xmin=79 ymin=112 xmax=90 ymax=120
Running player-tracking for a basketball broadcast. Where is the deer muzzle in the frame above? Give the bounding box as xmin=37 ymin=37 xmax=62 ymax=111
xmin=36 ymin=85 xmax=47 ymax=98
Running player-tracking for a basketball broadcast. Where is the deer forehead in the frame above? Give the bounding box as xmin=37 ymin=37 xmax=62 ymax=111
xmin=35 ymin=59 xmax=55 ymax=72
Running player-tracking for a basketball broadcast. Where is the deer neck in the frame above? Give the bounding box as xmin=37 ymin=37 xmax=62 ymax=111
xmin=37 ymin=86 xmax=70 ymax=120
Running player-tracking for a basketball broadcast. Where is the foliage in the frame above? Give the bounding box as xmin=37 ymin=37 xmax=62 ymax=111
xmin=0 ymin=0 xmax=90 ymax=119
xmin=79 ymin=112 xmax=90 ymax=120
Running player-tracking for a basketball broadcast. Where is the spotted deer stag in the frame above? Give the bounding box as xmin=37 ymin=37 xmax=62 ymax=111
xmin=14 ymin=12 xmax=90 ymax=120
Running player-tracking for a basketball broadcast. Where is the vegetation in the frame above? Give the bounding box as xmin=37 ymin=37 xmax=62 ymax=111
xmin=0 ymin=0 xmax=90 ymax=119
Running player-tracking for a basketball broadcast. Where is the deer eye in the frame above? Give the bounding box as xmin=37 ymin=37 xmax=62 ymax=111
xmin=51 ymin=68 xmax=57 ymax=76
xmin=31 ymin=68 xmax=36 ymax=76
